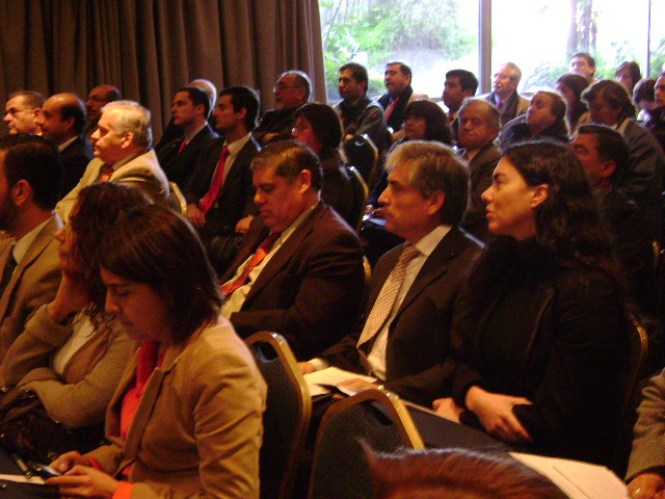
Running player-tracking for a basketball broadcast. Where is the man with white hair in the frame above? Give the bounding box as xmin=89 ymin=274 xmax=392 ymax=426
xmin=56 ymin=100 xmax=169 ymax=220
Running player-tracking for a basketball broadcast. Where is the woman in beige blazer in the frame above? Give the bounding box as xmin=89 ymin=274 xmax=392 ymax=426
xmin=2 ymin=183 xmax=148 ymax=429
xmin=49 ymin=205 xmax=267 ymax=499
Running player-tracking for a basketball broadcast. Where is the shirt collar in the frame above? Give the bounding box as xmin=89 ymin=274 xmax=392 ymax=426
xmin=13 ymin=216 xmax=52 ymax=265
xmin=413 ymin=224 xmax=452 ymax=258
xmin=183 ymin=123 xmax=207 ymax=143
xmin=224 ymin=134 xmax=251 ymax=157
xmin=58 ymin=135 xmax=78 ymax=152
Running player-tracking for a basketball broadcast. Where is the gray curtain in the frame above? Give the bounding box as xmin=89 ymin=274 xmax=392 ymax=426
xmin=0 ymin=0 xmax=325 ymax=137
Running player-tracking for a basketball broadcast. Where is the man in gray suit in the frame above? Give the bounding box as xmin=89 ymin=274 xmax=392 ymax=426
xmin=56 ymin=100 xmax=169 ymax=220
xmin=0 ymin=134 xmax=62 ymax=362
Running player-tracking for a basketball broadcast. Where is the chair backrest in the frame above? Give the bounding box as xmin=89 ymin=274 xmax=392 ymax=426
xmin=308 ymin=388 xmax=424 ymax=499
xmin=343 ymin=134 xmax=379 ymax=185
xmin=245 ymin=332 xmax=312 ymax=499
xmin=167 ymin=181 xmax=187 ymax=214
xmin=623 ymin=314 xmax=650 ymax=415
xmin=346 ymin=165 xmax=369 ymax=233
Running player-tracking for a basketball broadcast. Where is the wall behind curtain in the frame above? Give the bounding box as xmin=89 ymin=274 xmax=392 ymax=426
xmin=0 ymin=0 xmax=325 ymax=138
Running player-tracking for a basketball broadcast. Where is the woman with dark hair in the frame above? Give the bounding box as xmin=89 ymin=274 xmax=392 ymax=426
xmin=292 ymin=102 xmax=354 ymax=224
xmin=555 ymin=73 xmax=590 ymax=132
xmin=615 ymin=61 xmax=642 ymax=95
xmin=367 ymin=100 xmax=452 ymax=207
xmin=500 ymin=91 xmax=569 ymax=149
xmin=2 ymin=183 xmax=147 ymax=430
xmin=433 ymin=141 xmax=629 ymax=465
xmin=401 ymin=99 xmax=453 ymax=144
xmin=48 ymin=205 xmax=266 ymax=498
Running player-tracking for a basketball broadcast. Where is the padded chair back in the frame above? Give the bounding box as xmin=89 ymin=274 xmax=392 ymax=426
xmin=343 ymin=134 xmax=379 ymax=185
xmin=308 ymin=388 xmax=424 ymax=499
xmin=347 ymin=165 xmax=369 ymax=233
xmin=245 ymin=332 xmax=311 ymax=499
xmin=167 ymin=181 xmax=187 ymax=214
xmin=623 ymin=314 xmax=650 ymax=415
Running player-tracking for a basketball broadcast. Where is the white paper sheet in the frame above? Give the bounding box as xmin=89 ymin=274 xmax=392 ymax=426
xmin=304 ymin=366 xmax=377 ymax=396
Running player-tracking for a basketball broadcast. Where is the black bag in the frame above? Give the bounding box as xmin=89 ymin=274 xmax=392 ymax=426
xmin=0 ymin=388 xmax=105 ymax=463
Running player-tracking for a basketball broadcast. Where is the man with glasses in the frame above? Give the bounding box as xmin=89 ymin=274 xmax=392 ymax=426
xmin=483 ymin=62 xmax=528 ymax=128
xmin=4 ymin=91 xmax=44 ymax=135
xmin=253 ymin=70 xmax=311 ymax=146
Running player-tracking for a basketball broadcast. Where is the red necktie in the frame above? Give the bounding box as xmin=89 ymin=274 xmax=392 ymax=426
xmin=384 ymin=97 xmax=397 ymax=121
xmin=177 ymin=139 xmax=187 ymax=154
xmin=221 ymin=233 xmax=281 ymax=297
xmin=199 ymin=146 xmax=230 ymax=214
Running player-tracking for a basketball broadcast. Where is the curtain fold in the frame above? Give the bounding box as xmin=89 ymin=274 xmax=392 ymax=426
xmin=0 ymin=0 xmax=325 ymax=138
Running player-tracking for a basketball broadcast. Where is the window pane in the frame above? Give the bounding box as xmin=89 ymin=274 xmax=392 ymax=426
xmin=319 ymin=0 xmax=479 ymax=103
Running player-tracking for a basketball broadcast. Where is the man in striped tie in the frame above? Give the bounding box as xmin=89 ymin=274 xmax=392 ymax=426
xmin=300 ymin=141 xmax=482 ymax=406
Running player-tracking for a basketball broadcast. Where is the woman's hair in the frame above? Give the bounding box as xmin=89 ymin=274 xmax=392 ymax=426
xmin=469 ymin=141 xmax=618 ymax=311
xmin=403 ymin=99 xmax=453 ymax=145
xmin=615 ymin=61 xmax=642 ymax=90
xmin=98 ymin=205 xmax=222 ymax=343
xmin=633 ymin=78 xmax=655 ymax=104
xmin=582 ymin=79 xmax=636 ymax=122
xmin=368 ymin=448 xmax=567 ymax=499
xmin=294 ymin=102 xmax=343 ymax=155
xmin=556 ymin=73 xmax=590 ymax=129
xmin=70 ymin=183 xmax=150 ymax=316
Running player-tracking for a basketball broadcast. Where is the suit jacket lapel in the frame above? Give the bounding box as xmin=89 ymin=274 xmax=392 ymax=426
xmin=242 ymin=204 xmax=322 ymax=305
xmin=0 ymin=217 xmax=59 ymax=321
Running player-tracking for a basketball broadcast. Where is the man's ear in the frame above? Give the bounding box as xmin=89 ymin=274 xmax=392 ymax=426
xmin=120 ymin=132 xmax=135 ymax=149
xmin=11 ymin=179 xmax=33 ymax=207
xmin=297 ymin=169 xmax=312 ymax=193
xmin=426 ymin=191 xmax=446 ymax=216
xmin=600 ymin=159 xmax=617 ymax=180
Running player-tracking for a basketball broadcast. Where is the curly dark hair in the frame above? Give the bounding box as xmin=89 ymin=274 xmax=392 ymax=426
xmin=404 ymin=100 xmax=452 ymax=145
xmin=69 ymin=183 xmax=150 ymax=316
xmin=469 ymin=141 xmax=619 ymax=310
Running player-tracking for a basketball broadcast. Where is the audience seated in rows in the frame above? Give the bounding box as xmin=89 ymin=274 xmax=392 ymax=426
xmin=582 ymin=80 xmax=665 ymax=239
xmin=1 ymin=183 xmax=146 ymax=429
xmin=36 ymin=93 xmax=93 ymax=198
xmin=185 ymin=86 xmax=261 ymax=273
xmin=56 ymin=100 xmax=170 ymax=221
xmin=302 ymin=141 xmax=481 ymax=406
xmin=433 ymin=142 xmax=629 ymax=466
xmin=457 ymin=99 xmax=502 ymax=242
xmin=4 ymin=90 xmax=44 ymax=135
xmin=47 ymin=204 xmax=266 ymax=498
xmin=0 ymin=135 xmax=61 ymax=364
xmin=500 ymin=90 xmax=569 ymax=149
xmin=219 ymin=141 xmax=365 ymax=360
xmin=292 ymin=102 xmax=354 ymax=225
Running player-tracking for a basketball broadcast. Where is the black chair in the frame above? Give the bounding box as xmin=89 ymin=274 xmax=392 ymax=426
xmin=346 ymin=165 xmax=369 ymax=233
xmin=245 ymin=332 xmax=311 ymax=499
xmin=343 ymin=134 xmax=379 ymax=186
xmin=308 ymin=388 xmax=423 ymax=499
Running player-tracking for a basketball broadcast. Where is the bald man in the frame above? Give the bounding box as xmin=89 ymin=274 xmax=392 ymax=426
xmin=37 ymin=93 xmax=93 ymax=198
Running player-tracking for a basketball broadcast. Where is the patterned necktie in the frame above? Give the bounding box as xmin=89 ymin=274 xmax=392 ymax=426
xmin=97 ymin=163 xmax=114 ymax=183
xmin=221 ymin=232 xmax=281 ymax=297
xmin=357 ymin=244 xmax=420 ymax=348
xmin=199 ymin=146 xmax=230 ymax=214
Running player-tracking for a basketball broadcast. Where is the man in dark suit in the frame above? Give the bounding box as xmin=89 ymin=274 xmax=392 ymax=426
xmin=457 ymin=99 xmax=501 ymax=242
xmin=157 ymin=86 xmax=217 ymax=189
xmin=36 ymin=93 xmax=93 ymax=199
xmin=300 ymin=141 xmax=482 ymax=406
xmin=442 ymin=69 xmax=478 ymax=145
xmin=219 ymin=140 xmax=365 ymax=360
xmin=185 ymin=86 xmax=261 ymax=272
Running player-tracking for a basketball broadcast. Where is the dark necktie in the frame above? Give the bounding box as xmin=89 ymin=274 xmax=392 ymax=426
xmin=97 ymin=164 xmax=114 ymax=183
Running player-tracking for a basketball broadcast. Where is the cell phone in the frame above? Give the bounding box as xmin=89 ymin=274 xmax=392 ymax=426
xmin=26 ymin=461 xmax=61 ymax=478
